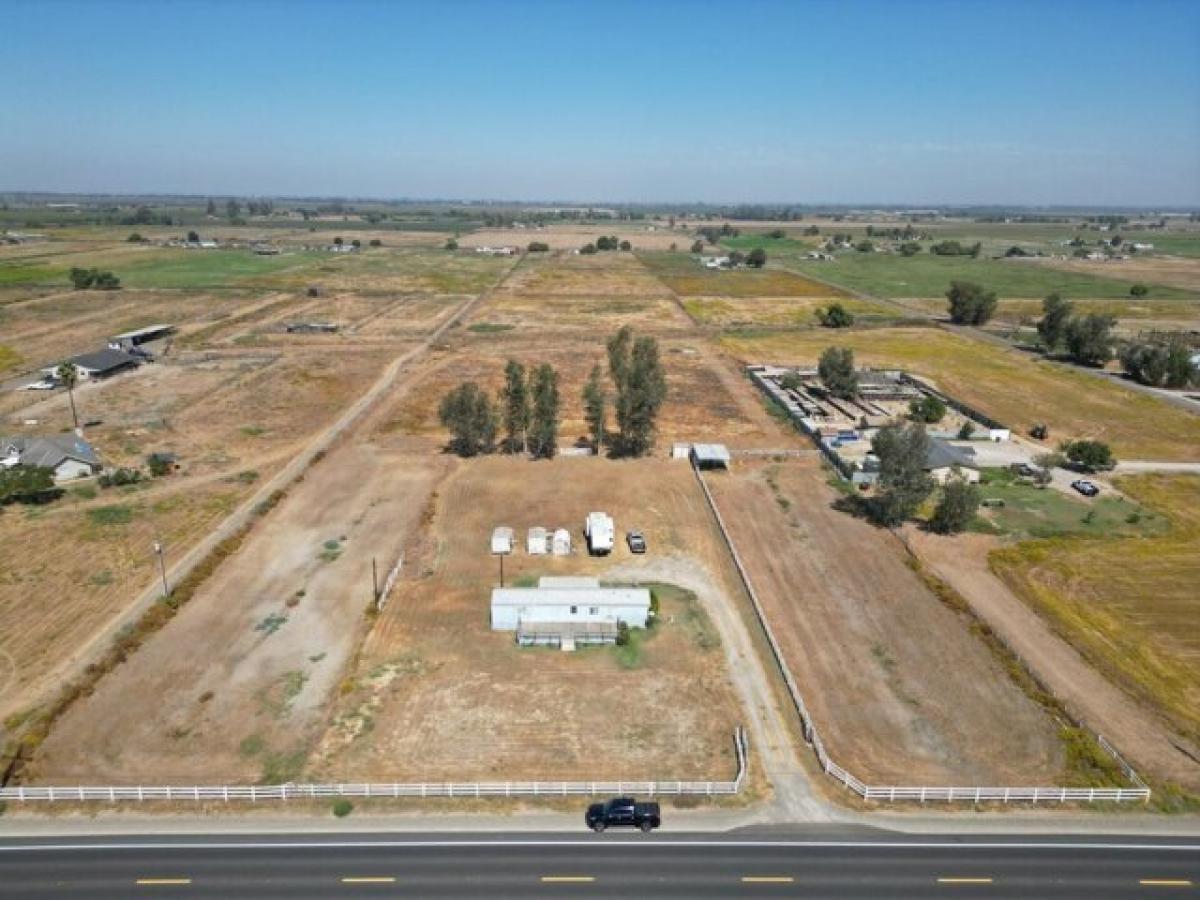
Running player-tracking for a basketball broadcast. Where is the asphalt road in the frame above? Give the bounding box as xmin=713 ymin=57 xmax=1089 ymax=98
xmin=0 ymin=832 xmax=1195 ymax=898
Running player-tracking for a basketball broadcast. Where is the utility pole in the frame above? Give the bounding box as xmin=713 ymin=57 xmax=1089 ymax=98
xmin=153 ymin=540 xmax=169 ymax=598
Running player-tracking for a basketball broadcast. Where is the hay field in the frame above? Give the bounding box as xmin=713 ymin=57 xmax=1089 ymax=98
xmin=498 ymin=252 xmax=672 ymax=297
xmin=1032 ymin=255 xmax=1200 ymax=293
xmin=308 ymin=457 xmax=745 ymax=782
xmin=683 ymin=294 xmax=901 ymax=327
xmin=991 ymin=474 xmax=1200 ymax=745
xmin=253 ymin=248 xmax=513 ymax=295
xmin=720 ymin=326 xmax=1200 ymax=461
xmin=464 ymin=224 xmax=688 ymax=251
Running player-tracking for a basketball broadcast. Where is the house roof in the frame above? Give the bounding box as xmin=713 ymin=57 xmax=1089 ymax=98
xmin=1 ymin=434 xmax=101 ymax=469
xmin=924 ymin=439 xmax=977 ymax=471
xmin=492 ymin=585 xmax=650 ymax=609
xmin=65 ymin=348 xmax=138 ymax=373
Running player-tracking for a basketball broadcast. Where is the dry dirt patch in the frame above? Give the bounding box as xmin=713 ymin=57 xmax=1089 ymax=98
xmin=705 ymin=458 xmax=1064 ymax=785
xmin=309 ymin=456 xmax=745 ymax=782
xmin=28 ymin=444 xmax=447 ymax=784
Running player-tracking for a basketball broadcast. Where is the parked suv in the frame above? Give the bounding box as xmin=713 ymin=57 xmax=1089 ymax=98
xmin=626 ymin=530 xmax=647 ymax=554
xmin=1071 ymin=479 xmax=1100 ymax=497
xmin=585 ymin=797 xmax=661 ymax=833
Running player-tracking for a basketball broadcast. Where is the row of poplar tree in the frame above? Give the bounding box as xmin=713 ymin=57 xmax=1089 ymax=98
xmin=437 ymin=326 xmax=667 ymax=459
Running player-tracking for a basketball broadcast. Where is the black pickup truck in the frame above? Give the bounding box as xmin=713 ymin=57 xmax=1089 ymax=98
xmin=585 ymin=797 xmax=661 ymax=833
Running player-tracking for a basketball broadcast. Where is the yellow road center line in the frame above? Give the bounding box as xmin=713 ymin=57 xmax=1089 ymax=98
xmin=541 ymin=875 xmax=596 ymax=883
xmin=136 ymin=878 xmax=192 ymax=886
xmin=341 ymin=876 xmax=397 ymax=884
xmin=1140 ymin=880 xmax=1193 ymax=887
xmin=742 ymin=875 xmax=795 ymax=883
xmin=937 ymin=877 xmax=994 ymax=884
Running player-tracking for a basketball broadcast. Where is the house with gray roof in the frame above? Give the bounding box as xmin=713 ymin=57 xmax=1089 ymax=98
xmin=924 ymin=439 xmax=980 ymax=484
xmin=42 ymin=348 xmax=138 ymax=381
xmin=1 ymin=434 xmax=102 ymax=482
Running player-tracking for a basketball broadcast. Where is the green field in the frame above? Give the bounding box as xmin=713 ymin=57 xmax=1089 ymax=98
xmin=115 ymin=250 xmax=326 ymax=289
xmin=719 ymin=234 xmax=815 ymax=253
xmin=783 ymin=252 xmax=1195 ymax=299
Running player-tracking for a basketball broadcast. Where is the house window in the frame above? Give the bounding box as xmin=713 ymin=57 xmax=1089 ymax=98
xmin=589 ymin=607 xmax=599 ymax=615
xmin=570 ymin=605 xmax=577 ymax=614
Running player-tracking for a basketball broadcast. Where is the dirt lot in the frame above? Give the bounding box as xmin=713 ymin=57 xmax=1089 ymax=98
xmin=375 ymin=331 xmax=789 ymax=452
xmin=28 ymin=444 xmax=448 ymax=784
xmin=308 ymin=456 xmax=747 ymax=783
xmin=706 ymin=458 xmax=1064 ymax=785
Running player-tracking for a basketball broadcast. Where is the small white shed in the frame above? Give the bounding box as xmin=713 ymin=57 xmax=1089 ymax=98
xmin=527 ymin=526 xmax=548 ymax=555
xmin=671 ymin=442 xmax=692 ymax=460
xmin=491 ymin=526 xmax=514 ymax=555
xmin=551 ymin=528 xmax=571 ymax=556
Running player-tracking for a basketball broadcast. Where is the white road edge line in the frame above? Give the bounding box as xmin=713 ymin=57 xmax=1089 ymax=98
xmin=0 ymin=840 xmax=1197 ymax=853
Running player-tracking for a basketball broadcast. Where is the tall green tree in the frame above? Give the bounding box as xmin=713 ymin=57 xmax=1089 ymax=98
xmin=606 ymin=326 xmax=666 ymax=457
xmin=1037 ymin=293 xmax=1074 ymax=350
xmin=55 ymin=362 xmax=80 ymax=430
xmin=1064 ymin=314 xmax=1115 ymax=366
xmin=868 ymin=423 xmax=934 ymax=527
xmin=500 ymin=359 xmax=530 ymax=453
xmin=582 ymin=365 xmax=607 ymax=454
xmin=818 ymin=346 xmax=857 ymax=399
xmin=437 ymin=382 xmax=497 ymax=457
xmin=946 ymin=281 xmax=998 ymax=325
xmin=528 ymin=364 xmax=561 ymax=459
xmin=929 ymin=478 xmax=981 ymax=534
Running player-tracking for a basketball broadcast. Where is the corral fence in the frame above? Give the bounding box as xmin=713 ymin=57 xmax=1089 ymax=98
xmin=747 ymin=368 xmax=856 ymax=479
xmin=691 ymin=463 xmax=1150 ymax=804
xmin=0 ymin=728 xmax=747 ymax=805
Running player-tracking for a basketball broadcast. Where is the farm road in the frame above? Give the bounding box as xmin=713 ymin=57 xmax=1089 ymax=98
xmin=28 ymin=259 xmax=522 ymax=727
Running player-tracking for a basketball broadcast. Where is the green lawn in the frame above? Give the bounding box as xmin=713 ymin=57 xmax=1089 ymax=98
xmin=116 ymin=250 xmax=327 ymax=289
xmin=972 ymin=469 xmax=1166 ymax=540
xmin=783 ymin=252 xmax=1195 ymax=299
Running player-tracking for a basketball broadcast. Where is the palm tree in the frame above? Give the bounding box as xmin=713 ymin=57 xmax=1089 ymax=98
xmin=56 ymin=362 xmax=79 ymax=431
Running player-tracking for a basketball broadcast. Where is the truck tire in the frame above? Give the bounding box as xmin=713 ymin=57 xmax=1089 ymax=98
xmin=592 ymin=822 xmax=606 ymax=833
xmin=639 ymin=820 xmax=653 ymax=833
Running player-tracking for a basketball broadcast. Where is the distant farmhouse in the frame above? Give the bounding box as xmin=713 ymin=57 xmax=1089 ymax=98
xmin=1 ymin=434 xmax=101 ymax=482
xmin=44 ymin=348 xmax=139 ymax=382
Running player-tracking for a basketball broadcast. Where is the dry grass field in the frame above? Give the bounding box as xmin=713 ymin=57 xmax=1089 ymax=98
xmin=706 ymin=459 xmax=1064 ymax=784
xmin=682 ymin=294 xmax=901 ymax=327
xmin=1033 ymin=255 xmax=1200 ymax=293
xmin=29 ymin=445 xmax=447 ymax=783
xmin=497 ymin=252 xmax=673 ymax=297
xmin=720 ymin=326 xmax=1200 ymax=461
xmin=991 ymin=474 xmax=1200 ymax=746
xmin=308 ymin=456 xmax=746 ymax=783
xmin=463 ymin=225 xmax=689 ymax=252
xmin=886 ymin=295 xmax=1200 ymax=333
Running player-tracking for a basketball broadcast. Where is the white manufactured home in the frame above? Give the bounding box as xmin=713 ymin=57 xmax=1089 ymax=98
xmin=490 ymin=576 xmax=650 ymax=648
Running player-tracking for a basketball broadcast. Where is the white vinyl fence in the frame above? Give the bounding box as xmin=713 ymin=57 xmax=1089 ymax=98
xmin=0 ymin=728 xmax=747 ymax=804
xmin=692 ymin=464 xmax=1150 ymax=804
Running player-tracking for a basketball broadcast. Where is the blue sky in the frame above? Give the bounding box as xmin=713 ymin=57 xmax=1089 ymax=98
xmin=2 ymin=0 xmax=1198 ymax=205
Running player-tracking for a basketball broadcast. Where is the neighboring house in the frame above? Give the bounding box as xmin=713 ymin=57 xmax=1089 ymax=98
xmin=43 ymin=348 xmax=138 ymax=382
xmin=491 ymin=576 xmax=650 ymax=649
xmin=924 ymin=439 xmax=981 ymax=484
xmin=0 ymin=434 xmax=102 ymax=482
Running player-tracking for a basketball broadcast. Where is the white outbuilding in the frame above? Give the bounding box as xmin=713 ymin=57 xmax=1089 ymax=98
xmin=491 ymin=526 xmax=514 ymax=555
xmin=551 ymin=528 xmax=572 ymax=556
xmin=526 ymin=526 xmax=548 ymax=555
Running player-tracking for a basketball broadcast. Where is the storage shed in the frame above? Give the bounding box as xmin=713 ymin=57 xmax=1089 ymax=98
xmin=551 ymin=528 xmax=571 ymax=556
xmin=690 ymin=443 xmax=731 ymax=470
xmin=490 ymin=526 xmax=514 ymax=554
xmin=526 ymin=526 xmax=548 ymax=555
